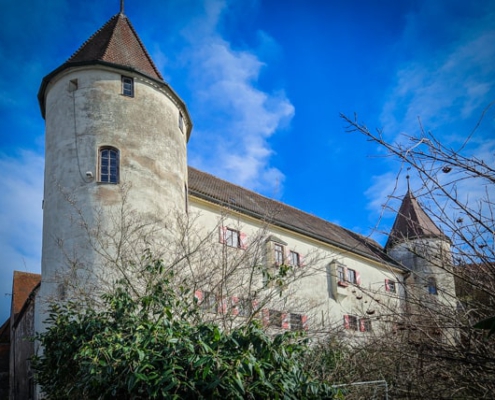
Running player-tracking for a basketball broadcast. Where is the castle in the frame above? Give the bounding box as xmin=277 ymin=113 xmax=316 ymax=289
xmin=2 ymin=8 xmax=456 ymax=399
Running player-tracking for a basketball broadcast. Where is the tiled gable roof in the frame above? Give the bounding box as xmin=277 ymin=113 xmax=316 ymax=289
xmin=385 ymin=191 xmax=448 ymax=250
xmin=11 ymin=271 xmax=41 ymax=319
xmin=66 ymin=12 xmax=163 ymax=81
xmin=188 ymin=167 xmax=400 ymax=267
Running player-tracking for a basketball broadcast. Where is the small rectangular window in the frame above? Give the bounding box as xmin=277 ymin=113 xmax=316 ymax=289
xmin=337 ymin=265 xmax=346 ymax=282
xmin=274 ymin=244 xmax=284 ymax=265
xmin=388 ymin=280 xmax=396 ymax=293
xmin=290 ymin=313 xmax=303 ymax=330
xmin=360 ymin=318 xmax=372 ymax=332
xmin=344 ymin=315 xmax=358 ymax=331
xmin=179 ymin=112 xmax=184 ymax=133
xmin=290 ymin=251 xmax=300 ymax=267
xmin=122 ymin=76 xmax=134 ymax=97
xmin=268 ymin=309 xmax=283 ymax=328
xmin=237 ymin=298 xmax=252 ymax=317
xmin=225 ymin=228 xmax=240 ymax=248
xmin=200 ymin=291 xmax=218 ymax=313
xmin=347 ymin=268 xmax=357 ymax=284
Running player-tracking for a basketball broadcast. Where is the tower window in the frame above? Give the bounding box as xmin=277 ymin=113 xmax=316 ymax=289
xmin=99 ymin=147 xmax=119 ymax=184
xmin=427 ymin=277 xmax=438 ymax=295
xmin=179 ymin=112 xmax=184 ymax=133
xmin=122 ymin=76 xmax=134 ymax=97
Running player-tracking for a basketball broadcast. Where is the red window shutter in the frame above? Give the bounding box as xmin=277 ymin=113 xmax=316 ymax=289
xmin=282 ymin=313 xmax=289 ymax=330
xmin=299 ymin=254 xmax=304 ymax=267
xmin=240 ymin=232 xmax=248 ymax=249
xmin=385 ymin=278 xmax=390 ymax=291
xmin=356 ymin=271 xmax=361 ymax=285
xmin=301 ymin=315 xmax=308 ymax=331
xmin=343 ymin=315 xmax=350 ymax=329
xmin=262 ymin=308 xmax=270 ymax=326
xmin=219 ymin=226 xmax=227 ymax=244
xmin=359 ymin=319 xmax=365 ymax=332
xmin=231 ymin=296 xmax=239 ymax=315
xmin=194 ymin=290 xmax=203 ymax=303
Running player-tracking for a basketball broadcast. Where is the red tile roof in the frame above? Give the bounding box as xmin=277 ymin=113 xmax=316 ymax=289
xmin=188 ymin=167 xmax=400 ymax=267
xmin=67 ymin=12 xmax=163 ymax=81
xmin=11 ymin=272 xmax=41 ymax=319
xmin=385 ymin=191 xmax=448 ymax=250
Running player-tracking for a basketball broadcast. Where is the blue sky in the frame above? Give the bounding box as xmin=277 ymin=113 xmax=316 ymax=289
xmin=1 ymin=0 xmax=494 ymax=322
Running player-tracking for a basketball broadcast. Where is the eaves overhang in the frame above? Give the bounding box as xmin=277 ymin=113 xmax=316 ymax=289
xmin=37 ymin=60 xmax=193 ymax=141
xmin=189 ymin=189 xmax=406 ymax=273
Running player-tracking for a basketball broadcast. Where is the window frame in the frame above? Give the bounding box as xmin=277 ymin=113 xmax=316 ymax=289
xmin=385 ymin=279 xmax=397 ymax=293
xmin=268 ymin=309 xmax=283 ymax=328
xmin=179 ymin=111 xmax=184 ymax=133
xmin=344 ymin=315 xmax=359 ymax=331
xmin=290 ymin=313 xmax=303 ymax=331
xmin=98 ymin=146 xmax=119 ymax=184
xmin=347 ymin=268 xmax=357 ymax=284
xmin=121 ymin=76 xmax=134 ymax=97
xmin=225 ymin=227 xmax=240 ymax=248
xmin=289 ymin=251 xmax=300 ymax=267
xmin=428 ymin=277 xmax=438 ymax=295
xmin=274 ymin=243 xmax=284 ymax=265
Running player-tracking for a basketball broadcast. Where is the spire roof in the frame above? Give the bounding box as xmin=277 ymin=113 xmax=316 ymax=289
xmin=386 ymin=190 xmax=448 ymax=250
xmin=66 ymin=12 xmax=163 ymax=81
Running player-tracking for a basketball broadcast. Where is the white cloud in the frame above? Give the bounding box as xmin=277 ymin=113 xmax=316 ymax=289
xmin=366 ymin=2 xmax=495 ymax=245
xmin=182 ymin=0 xmax=294 ymax=193
xmin=0 ymin=151 xmax=43 ymax=322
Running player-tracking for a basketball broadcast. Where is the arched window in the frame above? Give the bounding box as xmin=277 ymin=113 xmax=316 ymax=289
xmin=99 ymin=147 xmax=119 ymax=183
xmin=427 ymin=277 xmax=438 ymax=295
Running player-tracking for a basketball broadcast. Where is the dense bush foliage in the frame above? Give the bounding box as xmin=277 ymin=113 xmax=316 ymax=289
xmin=33 ymin=253 xmax=338 ymax=399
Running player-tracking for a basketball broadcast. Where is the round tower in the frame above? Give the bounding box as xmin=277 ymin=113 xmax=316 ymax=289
xmin=386 ymin=190 xmax=456 ymax=332
xmin=36 ymin=11 xmax=192 ymax=327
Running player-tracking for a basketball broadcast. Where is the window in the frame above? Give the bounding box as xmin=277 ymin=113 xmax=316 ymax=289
xmin=179 ymin=112 xmax=184 ymax=133
xmin=385 ymin=279 xmax=396 ymax=293
xmin=290 ymin=313 xmax=303 ymax=330
xmin=268 ymin=309 xmax=283 ymax=328
xmin=428 ymin=277 xmax=438 ymax=295
xmin=344 ymin=315 xmax=358 ymax=331
xmin=360 ymin=318 xmax=372 ymax=332
xmin=225 ymin=228 xmax=240 ymax=248
xmin=337 ymin=265 xmax=346 ymax=282
xmin=122 ymin=76 xmax=134 ymax=97
xmin=344 ymin=315 xmax=371 ymax=332
xmin=289 ymin=251 xmax=300 ymax=267
xmin=220 ymin=227 xmax=247 ymax=249
xmin=347 ymin=268 xmax=357 ymax=284
xmin=99 ymin=147 xmax=119 ymax=183
xmin=236 ymin=297 xmax=252 ymax=317
xmin=274 ymin=244 xmax=284 ymax=265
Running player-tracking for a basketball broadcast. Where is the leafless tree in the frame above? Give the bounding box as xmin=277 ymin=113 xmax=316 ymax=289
xmin=319 ymin=110 xmax=495 ymax=399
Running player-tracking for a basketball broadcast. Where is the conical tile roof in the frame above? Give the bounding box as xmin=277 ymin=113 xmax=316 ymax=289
xmin=386 ymin=191 xmax=448 ymax=250
xmin=66 ymin=12 xmax=163 ymax=81
xmin=39 ymin=12 xmax=166 ymax=118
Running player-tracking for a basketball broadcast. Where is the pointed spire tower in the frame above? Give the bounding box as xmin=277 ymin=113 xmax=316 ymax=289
xmin=36 ymin=8 xmax=192 ymax=330
xmin=385 ymin=190 xmax=448 ymax=251
xmin=386 ymin=190 xmax=455 ymax=310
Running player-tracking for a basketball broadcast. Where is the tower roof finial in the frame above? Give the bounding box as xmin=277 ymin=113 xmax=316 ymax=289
xmin=120 ymin=0 xmax=125 ymax=14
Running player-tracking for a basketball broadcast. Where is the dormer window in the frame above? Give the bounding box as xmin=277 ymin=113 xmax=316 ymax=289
xmin=122 ymin=76 xmax=134 ymax=97
xmin=99 ymin=146 xmax=119 ymax=184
